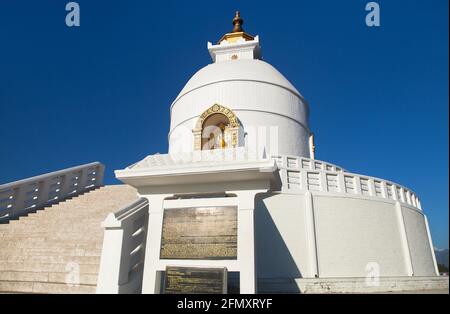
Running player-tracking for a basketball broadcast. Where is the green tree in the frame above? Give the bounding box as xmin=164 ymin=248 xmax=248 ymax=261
xmin=437 ymin=264 xmax=449 ymax=274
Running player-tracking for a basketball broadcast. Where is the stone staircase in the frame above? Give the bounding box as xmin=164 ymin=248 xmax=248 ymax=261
xmin=0 ymin=185 xmax=138 ymax=294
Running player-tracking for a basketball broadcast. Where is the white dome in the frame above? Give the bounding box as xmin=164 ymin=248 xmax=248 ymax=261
xmin=173 ymin=59 xmax=302 ymax=103
xmin=169 ymin=50 xmax=311 ymax=158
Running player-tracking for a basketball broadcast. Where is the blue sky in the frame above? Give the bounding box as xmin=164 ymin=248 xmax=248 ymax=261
xmin=0 ymin=0 xmax=448 ymax=248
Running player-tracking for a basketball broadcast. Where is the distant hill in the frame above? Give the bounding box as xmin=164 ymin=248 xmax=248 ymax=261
xmin=435 ymin=248 xmax=449 ymax=268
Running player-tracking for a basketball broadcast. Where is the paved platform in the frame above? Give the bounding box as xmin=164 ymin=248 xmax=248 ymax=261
xmin=382 ymin=289 xmax=448 ymax=294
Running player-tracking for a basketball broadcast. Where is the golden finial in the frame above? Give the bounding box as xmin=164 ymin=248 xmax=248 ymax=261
xmin=232 ymin=11 xmax=244 ymax=33
xmin=217 ymin=11 xmax=254 ymax=44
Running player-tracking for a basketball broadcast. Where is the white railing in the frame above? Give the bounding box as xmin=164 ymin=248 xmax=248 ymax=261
xmin=129 ymin=148 xmax=347 ymax=172
xmin=0 ymin=162 xmax=105 ymax=222
xmin=123 ymin=149 xmax=421 ymax=211
xmin=275 ymin=155 xmax=422 ymax=210
xmin=129 ymin=147 xmax=265 ymax=169
xmin=271 ymin=154 xmax=346 ymax=173
xmin=96 ymin=198 xmax=149 ymax=294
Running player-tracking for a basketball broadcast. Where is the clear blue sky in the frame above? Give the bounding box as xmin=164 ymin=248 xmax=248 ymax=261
xmin=0 ymin=1 xmax=448 ymax=248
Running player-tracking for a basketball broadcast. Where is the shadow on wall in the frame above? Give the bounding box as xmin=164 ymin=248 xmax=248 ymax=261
xmin=254 ymin=193 xmax=301 ymax=293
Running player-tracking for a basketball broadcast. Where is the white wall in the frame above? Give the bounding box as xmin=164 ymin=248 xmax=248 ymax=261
xmin=169 ymin=80 xmax=310 ymax=157
xmin=254 ymin=194 xmax=312 ymax=279
xmin=254 ymin=192 xmax=437 ymax=280
xmin=313 ymin=196 xmax=407 ymax=277
xmin=402 ymin=206 xmax=436 ymax=276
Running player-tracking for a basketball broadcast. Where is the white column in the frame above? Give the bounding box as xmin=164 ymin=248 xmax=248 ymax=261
xmin=141 ymin=194 xmax=171 ymax=294
xmin=233 ymin=190 xmax=264 ymax=294
xmin=309 ymin=133 xmax=315 ymax=160
xmin=77 ymin=169 xmax=88 ymax=192
xmin=319 ymin=172 xmax=327 ymax=192
xmin=424 ymin=215 xmax=440 ymax=276
xmin=37 ymin=180 xmax=51 ymax=208
xmin=96 ymin=214 xmax=124 ymax=294
xmin=304 ymin=191 xmax=319 ymax=278
xmin=381 ymin=181 xmax=388 ymax=199
xmin=300 ymin=170 xmax=308 ymax=191
xmin=11 ymin=187 xmax=26 ymax=219
xmin=337 ymin=173 xmax=346 ymax=193
xmin=368 ymin=178 xmax=375 ymax=197
xmin=354 ymin=177 xmax=362 ymax=195
xmin=95 ymin=163 xmax=105 ymax=187
xmin=395 ymin=202 xmax=414 ymax=276
xmin=60 ymin=173 xmax=74 ymax=198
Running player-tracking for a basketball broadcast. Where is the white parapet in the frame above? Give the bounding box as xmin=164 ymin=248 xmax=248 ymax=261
xmin=0 ymin=162 xmax=105 ymax=222
xmin=274 ymin=154 xmax=422 ymax=211
xmin=107 ymin=149 xmax=438 ymax=293
xmin=120 ymin=150 xmax=422 ymax=211
xmin=96 ymin=198 xmax=149 ymax=294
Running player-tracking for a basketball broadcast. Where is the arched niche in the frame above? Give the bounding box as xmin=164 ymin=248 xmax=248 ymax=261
xmin=193 ymin=104 xmax=241 ymax=151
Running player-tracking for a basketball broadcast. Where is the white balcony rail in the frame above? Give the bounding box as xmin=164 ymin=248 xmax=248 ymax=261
xmin=0 ymin=162 xmax=105 ymax=222
xmin=122 ymin=149 xmax=422 ymax=211
xmin=274 ymin=155 xmax=422 ymax=211
xmin=271 ymin=154 xmax=346 ymax=173
xmin=96 ymin=198 xmax=149 ymax=294
xmin=129 ymin=147 xmax=346 ymax=172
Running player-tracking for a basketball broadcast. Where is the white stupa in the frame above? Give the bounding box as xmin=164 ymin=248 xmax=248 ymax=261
xmin=169 ymin=35 xmax=310 ymax=158
xmin=112 ymin=12 xmax=441 ymax=294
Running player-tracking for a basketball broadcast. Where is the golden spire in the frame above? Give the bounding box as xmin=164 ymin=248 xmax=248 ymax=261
xmin=232 ymin=11 xmax=244 ymax=33
xmin=218 ymin=11 xmax=254 ymax=44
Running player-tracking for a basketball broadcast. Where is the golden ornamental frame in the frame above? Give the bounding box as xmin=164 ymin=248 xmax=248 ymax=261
xmin=193 ymin=104 xmax=240 ymax=151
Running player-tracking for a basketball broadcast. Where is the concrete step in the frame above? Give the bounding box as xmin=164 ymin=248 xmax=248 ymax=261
xmin=0 ymin=271 xmax=98 ymax=285
xmin=0 ymin=225 xmax=104 ymax=233
xmin=2 ymin=239 xmax=103 ymax=249
xmin=1 ymin=230 xmax=103 ymax=238
xmin=0 ymin=261 xmax=99 ymax=273
xmin=0 ymin=280 xmax=96 ymax=294
xmin=0 ymin=236 xmax=104 ymax=243
xmin=0 ymin=254 xmax=100 ymax=264
xmin=9 ymin=209 xmax=108 ymax=217
xmin=0 ymin=231 xmax=104 ymax=238
xmin=0 ymin=230 xmax=102 ymax=236
xmin=11 ymin=217 xmax=108 ymax=225
xmin=0 ymin=184 xmax=138 ymax=294
xmin=20 ymin=211 xmax=110 ymax=219
xmin=0 ymin=247 xmax=101 ymax=257
xmin=4 ymin=224 xmax=104 ymax=232
xmin=1 ymin=219 xmax=103 ymax=227
xmin=24 ymin=206 xmax=112 ymax=213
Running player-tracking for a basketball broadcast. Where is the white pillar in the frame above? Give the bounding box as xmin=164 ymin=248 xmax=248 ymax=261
xmin=424 ymin=215 xmax=440 ymax=276
xmin=37 ymin=180 xmax=51 ymax=208
xmin=77 ymin=169 xmax=88 ymax=192
xmin=309 ymin=133 xmax=315 ymax=160
xmin=96 ymin=214 xmax=124 ymax=294
xmin=232 ymin=190 xmax=265 ymax=294
xmin=304 ymin=191 xmax=319 ymax=278
xmin=395 ymin=202 xmax=414 ymax=276
xmin=60 ymin=173 xmax=74 ymax=198
xmin=95 ymin=163 xmax=105 ymax=187
xmin=141 ymin=194 xmax=171 ymax=294
xmin=11 ymin=187 xmax=26 ymax=219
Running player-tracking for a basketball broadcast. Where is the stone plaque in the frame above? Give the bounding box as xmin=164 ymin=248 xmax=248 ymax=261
xmin=163 ymin=266 xmax=227 ymax=294
xmin=160 ymin=206 xmax=237 ymax=260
